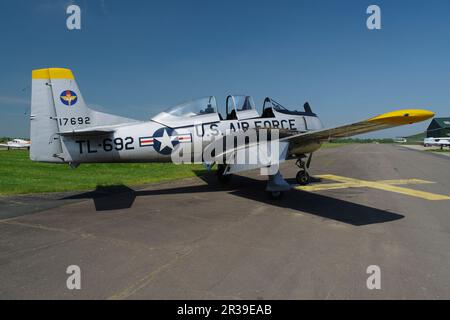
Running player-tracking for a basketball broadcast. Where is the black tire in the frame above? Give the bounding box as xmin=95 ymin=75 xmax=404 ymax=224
xmin=268 ymin=191 xmax=283 ymax=200
xmin=296 ymin=170 xmax=310 ymax=185
xmin=217 ymin=164 xmax=231 ymax=183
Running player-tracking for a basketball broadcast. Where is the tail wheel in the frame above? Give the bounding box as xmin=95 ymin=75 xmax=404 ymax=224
xmin=296 ymin=170 xmax=310 ymax=185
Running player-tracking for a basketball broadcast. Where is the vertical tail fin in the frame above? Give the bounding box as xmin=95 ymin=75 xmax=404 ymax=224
xmin=44 ymin=68 xmax=93 ymax=130
xmin=30 ymin=68 xmax=138 ymax=163
xmin=30 ymin=68 xmax=64 ymax=162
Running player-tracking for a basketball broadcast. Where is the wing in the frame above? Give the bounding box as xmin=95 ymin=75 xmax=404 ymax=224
xmin=205 ymin=109 xmax=433 ymax=175
xmin=283 ymin=109 xmax=434 ymax=145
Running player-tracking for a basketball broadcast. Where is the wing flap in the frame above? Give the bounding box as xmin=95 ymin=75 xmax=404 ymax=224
xmin=226 ymin=141 xmax=290 ymax=175
xmin=203 ymin=129 xmax=290 ymax=175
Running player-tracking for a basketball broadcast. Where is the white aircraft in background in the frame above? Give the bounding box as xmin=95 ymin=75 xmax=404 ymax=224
xmin=0 ymin=138 xmax=31 ymax=150
xmin=29 ymin=68 xmax=434 ymax=198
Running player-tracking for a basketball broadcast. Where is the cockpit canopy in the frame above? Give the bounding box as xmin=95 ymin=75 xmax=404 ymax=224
xmin=152 ymin=96 xmax=220 ymax=126
xmin=262 ymin=97 xmax=316 ymax=117
xmin=225 ymin=95 xmax=260 ymax=120
xmin=151 ymin=95 xmax=315 ymax=126
xmin=152 ymin=95 xmax=262 ymax=125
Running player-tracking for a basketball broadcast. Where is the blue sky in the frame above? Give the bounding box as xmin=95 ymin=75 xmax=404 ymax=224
xmin=0 ymin=0 xmax=449 ymax=138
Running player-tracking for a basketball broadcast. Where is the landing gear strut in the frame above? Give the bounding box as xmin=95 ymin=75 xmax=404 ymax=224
xmin=295 ymin=154 xmax=312 ymax=185
xmin=217 ymin=164 xmax=232 ymax=183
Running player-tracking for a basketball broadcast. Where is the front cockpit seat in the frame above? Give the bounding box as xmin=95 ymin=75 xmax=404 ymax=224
xmin=204 ymin=104 xmax=215 ymax=114
xmin=261 ymin=107 xmax=275 ymax=118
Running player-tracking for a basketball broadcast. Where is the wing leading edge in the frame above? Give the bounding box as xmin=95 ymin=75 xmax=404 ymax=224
xmin=284 ymin=109 xmax=434 ymax=145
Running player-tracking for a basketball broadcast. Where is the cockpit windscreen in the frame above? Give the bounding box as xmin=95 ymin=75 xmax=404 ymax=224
xmin=232 ymin=95 xmax=256 ymax=112
xmin=160 ymin=96 xmax=217 ymax=118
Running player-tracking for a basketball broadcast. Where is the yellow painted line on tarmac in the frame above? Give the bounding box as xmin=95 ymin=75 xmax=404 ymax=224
xmin=296 ymin=174 xmax=450 ymax=201
xmin=298 ymin=182 xmax=357 ymax=192
xmin=376 ymin=179 xmax=435 ymax=185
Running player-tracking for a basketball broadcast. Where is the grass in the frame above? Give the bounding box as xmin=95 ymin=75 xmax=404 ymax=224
xmin=0 ymin=150 xmax=207 ymax=195
xmin=0 ymin=142 xmax=348 ymax=195
xmin=426 ymin=148 xmax=450 ymax=153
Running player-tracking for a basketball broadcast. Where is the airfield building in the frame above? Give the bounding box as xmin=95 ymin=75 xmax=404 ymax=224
xmin=426 ymin=117 xmax=450 ymax=138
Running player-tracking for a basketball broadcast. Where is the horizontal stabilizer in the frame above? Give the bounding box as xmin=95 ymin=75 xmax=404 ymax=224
xmin=58 ymin=125 xmax=119 ymax=137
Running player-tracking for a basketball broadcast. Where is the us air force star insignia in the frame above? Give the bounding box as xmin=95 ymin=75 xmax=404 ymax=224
xmin=152 ymin=127 xmax=180 ymax=155
xmin=155 ymin=130 xmax=172 ymax=151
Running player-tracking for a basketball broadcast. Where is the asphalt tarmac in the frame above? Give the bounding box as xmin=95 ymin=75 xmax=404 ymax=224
xmin=1 ymin=144 xmax=449 ymax=299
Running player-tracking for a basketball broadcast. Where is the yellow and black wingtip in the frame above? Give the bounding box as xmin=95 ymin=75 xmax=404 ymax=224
xmin=367 ymin=109 xmax=435 ymax=125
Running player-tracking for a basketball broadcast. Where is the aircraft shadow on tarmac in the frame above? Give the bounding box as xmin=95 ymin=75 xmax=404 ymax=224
xmin=63 ymin=172 xmax=404 ymax=226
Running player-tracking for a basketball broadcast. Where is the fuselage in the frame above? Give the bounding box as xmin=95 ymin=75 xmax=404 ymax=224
xmin=60 ymin=111 xmax=323 ymax=164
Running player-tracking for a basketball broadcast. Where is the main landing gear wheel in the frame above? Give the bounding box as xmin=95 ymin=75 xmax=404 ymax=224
xmin=266 ymin=171 xmax=290 ymax=200
xmin=296 ymin=170 xmax=310 ymax=185
xmin=217 ymin=164 xmax=231 ymax=183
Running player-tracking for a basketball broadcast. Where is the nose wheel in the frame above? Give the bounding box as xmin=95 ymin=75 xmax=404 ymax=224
xmin=296 ymin=170 xmax=310 ymax=185
xmin=295 ymin=154 xmax=312 ymax=185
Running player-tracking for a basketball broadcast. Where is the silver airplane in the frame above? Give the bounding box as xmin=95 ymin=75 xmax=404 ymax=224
xmin=30 ymin=68 xmax=434 ymax=198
